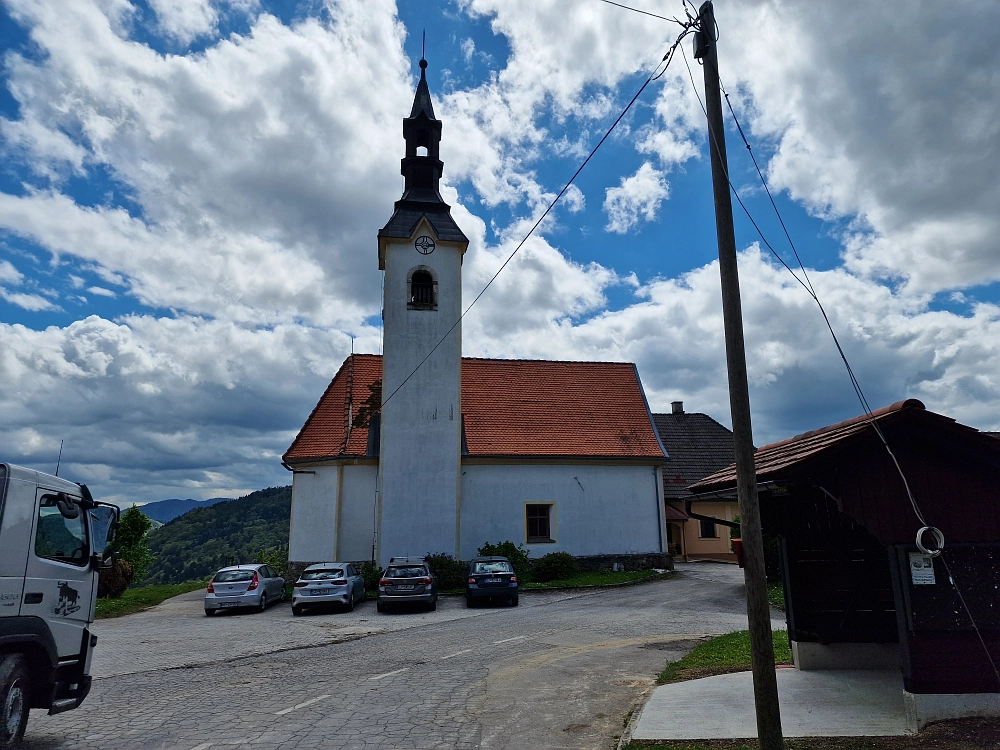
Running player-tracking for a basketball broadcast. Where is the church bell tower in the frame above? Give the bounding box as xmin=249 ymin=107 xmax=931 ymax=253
xmin=375 ymin=57 xmax=468 ymax=566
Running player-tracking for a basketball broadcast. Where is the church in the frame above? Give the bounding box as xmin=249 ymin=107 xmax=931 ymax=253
xmin=283 ymin=59 xmax=668 ymax=569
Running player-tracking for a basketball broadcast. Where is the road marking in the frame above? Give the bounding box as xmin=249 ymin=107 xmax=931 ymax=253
xmin=369 ymin=667 xmax=409 ymax=680
xmin=493 ymin=635 xmax=527 ymax=644
xmin=191 ymin=744 xmax=213 ymax=750
xmin=275 ymin=694 xmax=331 ymax=716
xmin=440 ymin=649 xmax=473 ymax=660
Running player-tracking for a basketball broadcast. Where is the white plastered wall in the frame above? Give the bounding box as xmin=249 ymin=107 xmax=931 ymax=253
xmin=458 ymin=462 xmax=664 ymax=560
xmin=288 ymin=466 xmax=338 ymax=563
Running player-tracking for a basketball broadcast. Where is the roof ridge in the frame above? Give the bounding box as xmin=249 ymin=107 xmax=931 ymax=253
xmin=758 ymin=399 xmax=925 ymax=453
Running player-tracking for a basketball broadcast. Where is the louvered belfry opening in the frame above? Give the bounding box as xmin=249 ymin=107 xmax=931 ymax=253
xmin=409 ymin=270 xmax=435 ymax=308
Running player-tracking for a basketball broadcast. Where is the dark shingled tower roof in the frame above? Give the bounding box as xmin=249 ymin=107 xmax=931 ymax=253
xmin=378 ymin=57 xmax=467 ymax=259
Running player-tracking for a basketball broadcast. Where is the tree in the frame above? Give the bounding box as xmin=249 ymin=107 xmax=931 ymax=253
xmin=111 ymin=505 xmax=155 ymax=582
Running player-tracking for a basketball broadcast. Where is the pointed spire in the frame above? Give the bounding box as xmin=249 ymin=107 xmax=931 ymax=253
xmin=409 ymin=57 xmax=436 ymax=120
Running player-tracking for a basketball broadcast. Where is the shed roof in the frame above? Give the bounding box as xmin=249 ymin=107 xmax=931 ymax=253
xmin=283 ymin=354 xmax=666 ymax=463
xmin=688 ymin=399 xmax=1000 ymax=494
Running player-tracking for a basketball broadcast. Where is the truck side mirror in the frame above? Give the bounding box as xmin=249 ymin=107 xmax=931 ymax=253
xmin=57 ymin=494 xmax=81 ymax=519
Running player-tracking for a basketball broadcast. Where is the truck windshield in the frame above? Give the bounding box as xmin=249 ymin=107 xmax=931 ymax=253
xmin=89 ymin=505 xmax=118 ymax=555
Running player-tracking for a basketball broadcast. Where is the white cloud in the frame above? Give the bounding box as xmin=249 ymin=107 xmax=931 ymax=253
xmin=717 ymin=1 xmax=1000 ymax=294
xmin=0 ymin=289 xmax=59 ymax=311
xmin=603 ymin=162 xmax=669 ymax=234
xmin=87 ymin=285 xmax=116 ymax=297
xmin=147 ymin=0 xmax=219 ymax=44
xmin=0 ymin=260 xmax=23 ymax=284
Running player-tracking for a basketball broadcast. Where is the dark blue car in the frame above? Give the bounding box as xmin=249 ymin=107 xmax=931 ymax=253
xmin=465 ymin=556 xmax=518 ymax=607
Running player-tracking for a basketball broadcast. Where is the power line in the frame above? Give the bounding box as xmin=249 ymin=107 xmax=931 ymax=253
xmin=374 ymin=19 xmax=700 ymax=417
xmin=680 ymin=40 xmax=1000 ymax=687
xmin=596 ymin=0 xmax=685 ymax=26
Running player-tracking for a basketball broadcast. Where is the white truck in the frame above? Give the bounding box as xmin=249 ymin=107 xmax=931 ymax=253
xmin=0 ymin=463 xmax=118 ymax=747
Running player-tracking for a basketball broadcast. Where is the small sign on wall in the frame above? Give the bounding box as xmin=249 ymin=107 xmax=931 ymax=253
xmin=909 ymin=552 xmax=936 ymax=585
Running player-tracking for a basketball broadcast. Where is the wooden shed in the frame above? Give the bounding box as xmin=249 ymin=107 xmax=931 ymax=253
xmin=689 ymin=399 xmax=1000 ymax=728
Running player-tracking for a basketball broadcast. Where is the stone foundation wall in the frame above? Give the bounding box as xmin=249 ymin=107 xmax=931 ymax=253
xmin=288 ymin=552 xmax=672 ymax=581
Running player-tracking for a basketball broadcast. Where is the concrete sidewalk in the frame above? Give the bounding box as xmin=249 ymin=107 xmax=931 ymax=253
xmin=631 ymin=668 xmax=911 ymax=740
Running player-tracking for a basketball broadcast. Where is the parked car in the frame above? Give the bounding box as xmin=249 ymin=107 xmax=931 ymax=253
xmin=377 ymin=556 xmax=437 ymax=612
xmin=465 ymin=556 xmax=518 ymax=607
xmin=291 ymin=562 xmax=365 ymax=616
xmin=204 ymin=564 xmax=284 ymax=615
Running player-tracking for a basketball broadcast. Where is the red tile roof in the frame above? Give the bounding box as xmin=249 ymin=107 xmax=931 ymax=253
xmin=688 ymin=399 xmax=932 ymax=492
xmin=283 ymin=354 xmax=666 ymax=463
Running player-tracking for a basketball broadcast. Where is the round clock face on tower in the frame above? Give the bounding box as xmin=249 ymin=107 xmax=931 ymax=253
xmin=415 ymin=235 xmax=436 ymax=255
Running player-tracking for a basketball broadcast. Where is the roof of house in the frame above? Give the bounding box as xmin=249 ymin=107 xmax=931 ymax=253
xmin=688 ymin=399 xmax=970 ymax=494
xmin=283 ymin=354 xmax=666 ymax=463
xmin=653 ymin=412 xmax=738 ymax=503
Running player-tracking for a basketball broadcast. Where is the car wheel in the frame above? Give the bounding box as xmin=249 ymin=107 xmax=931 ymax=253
xmin=510 ymin=595 xmax=519 ymax=607
xmin=465 ymin=595 xmax=474 ymax=608
xmin=292 ymin=605 xmax=303 ymax=616
xmin=0 ymin=654 xmax=30 ymax=748
xmin=346 ymin=595 xmax=355 ymax=612
xmin=376 ymin=600 xmax=385 ymax=613
xmin=258 ymin=593 xmax=267 ymax=612
xmin=204 ymin=608 xmax=215 ymax=617
xmin=427 ymin=599 xmax=437 ymax=612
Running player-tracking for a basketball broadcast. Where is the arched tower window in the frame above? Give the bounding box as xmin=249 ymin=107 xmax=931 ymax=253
xmin=408 ymin=268 xmax=437 ymax=310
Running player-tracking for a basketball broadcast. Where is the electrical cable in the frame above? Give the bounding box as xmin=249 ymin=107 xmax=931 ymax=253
xmin=680 ymin=31 xmax=999 ymax=686
xmin=596 ymin=0 xmax=686 ymax=26
xmin=373 ymin=18 xmax=700 ymax=418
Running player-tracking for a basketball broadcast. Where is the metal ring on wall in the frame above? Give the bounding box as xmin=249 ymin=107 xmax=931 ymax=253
xmin=915 ymin=526 xmax=945 ymax=557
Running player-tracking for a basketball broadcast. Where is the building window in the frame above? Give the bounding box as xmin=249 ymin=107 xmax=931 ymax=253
xmin=699 ymin=519 xmax=718 ymax=539
xmin=408 ymin=269 xmax=437 ymax=309
xmin=526 ymin=503 xmax=554 ymax=542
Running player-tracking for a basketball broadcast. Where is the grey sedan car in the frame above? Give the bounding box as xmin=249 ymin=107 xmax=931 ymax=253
xmin=291 ymin=562 xmax=365 ymax=615
xmin=204 ymin=564 xmax=285 ymax=615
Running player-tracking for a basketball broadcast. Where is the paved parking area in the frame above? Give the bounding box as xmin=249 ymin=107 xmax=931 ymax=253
xmin=90 ymin=587 xmax=589 ymax=678
xmin=26 ymin=563 xmax=772 ymax=750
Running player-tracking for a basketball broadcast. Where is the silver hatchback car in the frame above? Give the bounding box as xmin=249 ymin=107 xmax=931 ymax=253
xmin=204 ymin=564 xmax=285 ymax=616
xmin=291 ymin=562 xmax=365 ymax=616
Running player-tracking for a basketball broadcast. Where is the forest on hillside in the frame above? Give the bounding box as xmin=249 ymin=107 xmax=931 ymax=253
xmin=141 ymin=486 xmax=291 ymax=585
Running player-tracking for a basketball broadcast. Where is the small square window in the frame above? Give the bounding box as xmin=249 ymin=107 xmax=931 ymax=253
xmin=526 ymin=504 xmax=553 ymax=542
xmin=699 ymin=519 xmax=718 ymax=539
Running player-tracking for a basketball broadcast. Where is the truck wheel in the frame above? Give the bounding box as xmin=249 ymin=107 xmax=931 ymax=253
xmin=0 ymin=654 xmax=29 ymax=748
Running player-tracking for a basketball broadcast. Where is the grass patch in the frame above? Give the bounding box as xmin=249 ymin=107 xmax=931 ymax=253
xmin=767 ymin=582 xmax=785 ymax=610
xmin=522 ymin=569 xmax=664 ymax=589
xmin=95 ymin=581 xmax=207 ymax=619
xmin=658 ymin=629 xmax=791 ymax=683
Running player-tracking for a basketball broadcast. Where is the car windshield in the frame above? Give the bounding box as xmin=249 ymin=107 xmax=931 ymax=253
xmin=302 ymin=569 xmax=345 ymax=580
xmin=387 ymin=567 xmax=426 ymax=578
xmin=474 ymin=561 xmax=513 ymax=574
xmin=215 ymin=569 xmax=255 ymax=582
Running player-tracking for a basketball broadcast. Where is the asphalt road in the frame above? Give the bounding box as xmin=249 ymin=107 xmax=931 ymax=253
xmin=23 ymin=563 xmax=768 ymax=750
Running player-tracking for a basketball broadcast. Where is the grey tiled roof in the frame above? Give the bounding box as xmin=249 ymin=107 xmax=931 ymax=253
xmin=379 ymin=206 xmax=468 ymax=243
xmin=653 ymin=412 xmax=738 ymax=500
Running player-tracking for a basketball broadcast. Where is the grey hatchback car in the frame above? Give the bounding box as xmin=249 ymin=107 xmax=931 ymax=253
xmin=291 ymin=562 xmax=365 ymax=615
xmin=377 ymin=557 xmax=437 ymax=612
xmin=205 ymin=564 xmax=285 ymax=615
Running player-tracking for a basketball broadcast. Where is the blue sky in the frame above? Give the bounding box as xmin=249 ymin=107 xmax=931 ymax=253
xmin=2 ymin=0 xmax=999 ymax=504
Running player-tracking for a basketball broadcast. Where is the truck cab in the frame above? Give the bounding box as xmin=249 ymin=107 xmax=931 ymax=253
xmin=0 ymin=463 xmax=118 ymax=746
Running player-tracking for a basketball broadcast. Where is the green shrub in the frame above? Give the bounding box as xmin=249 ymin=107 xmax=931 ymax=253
xmin=477 ymin=540 xmax=531 ymax=581
xmin=111 ymin=505 xmax=155 ymax=583
xmin=532 ymin=551 xmax=578 ymax=582
xmin=255 ymin=546 xmax=288 ymax=579
xmin=359 ymin=561 xmax=382 ymax=593
xmin=424 ymin=553 xmax=467 ymax=590
xmin=97 ymin=558 xmax=135 ymax=599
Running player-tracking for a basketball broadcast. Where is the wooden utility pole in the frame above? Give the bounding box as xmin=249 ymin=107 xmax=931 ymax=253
xmin=694 ymin=3 xmax=784 ymax=749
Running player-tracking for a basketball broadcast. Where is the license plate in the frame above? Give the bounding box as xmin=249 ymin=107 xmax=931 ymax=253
xmin=310 ymin=589 xmax=331 ymax=596
xmin=485 ymin=578 xmax=502 ymax=584
xmin=396 ymin=584 xmax=415 ymax=590
xmin=219 ymin=602 xmax=239 ymax=607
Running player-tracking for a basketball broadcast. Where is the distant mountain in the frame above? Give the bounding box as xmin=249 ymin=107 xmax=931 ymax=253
xmin=141 ymin=486 xmax=291 ymax=585
xmin=138 ymin=496 xmax=234 ymax=524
